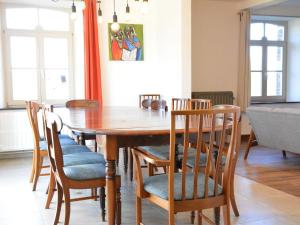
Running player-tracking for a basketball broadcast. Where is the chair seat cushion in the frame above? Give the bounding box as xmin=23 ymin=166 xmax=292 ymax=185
xmin=143 ymin=172 xmax=223 ymax=201
xmin=63 ymin=152 xmax=105 ymax=166
xmin=140 ymin=145 xmax=170 ymax=160
xmin=39 ymin=141 xmax=91 ymax=154
xmin=63 ymin=163 xmax=106 ymax=181
xmin=186 ymin=153 xmax=226 ymax=168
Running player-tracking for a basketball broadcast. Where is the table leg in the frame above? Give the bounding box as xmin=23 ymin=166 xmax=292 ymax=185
xmin=104 ymin=136 xmax=118 ymax=225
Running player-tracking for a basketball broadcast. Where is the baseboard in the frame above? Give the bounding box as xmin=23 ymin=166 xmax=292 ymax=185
xmin=0 ymin=150 xmax=32 ymax=159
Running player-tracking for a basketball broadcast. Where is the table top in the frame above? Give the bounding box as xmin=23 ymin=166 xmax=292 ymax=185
xmin=55 ymin=106 xmax=172 ymax=136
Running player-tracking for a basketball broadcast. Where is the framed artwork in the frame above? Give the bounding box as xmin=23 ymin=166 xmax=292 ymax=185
xmin=108 ymin=23 xmax=144 ymax=61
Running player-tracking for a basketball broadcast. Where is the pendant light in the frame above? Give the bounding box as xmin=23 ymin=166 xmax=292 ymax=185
xmin=98 ymin=1 xmax=103 ymax=23
xmin=141 ymin=0 xmax=149 ymax=14
xmin=125 ymin=0 xmax=131 ymax=22
xmin=111 ymin=0 xmax=120 ymax=32
xmin=70 ymin=0 xmax=77 ymax=20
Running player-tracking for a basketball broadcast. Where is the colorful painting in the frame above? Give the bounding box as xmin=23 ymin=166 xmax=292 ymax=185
xmin=108 ymin=23 xmax=144 ymax=61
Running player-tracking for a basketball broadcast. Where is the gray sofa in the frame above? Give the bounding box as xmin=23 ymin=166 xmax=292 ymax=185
xmin=246 ymin=105 xmax=300 ymax=154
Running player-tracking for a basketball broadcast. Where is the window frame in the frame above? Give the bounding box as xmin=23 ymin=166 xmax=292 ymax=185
xmin=250 ymin=20 xmax=288 ymax=103
xmin=1 ymin=4 xmax=75 ymax=107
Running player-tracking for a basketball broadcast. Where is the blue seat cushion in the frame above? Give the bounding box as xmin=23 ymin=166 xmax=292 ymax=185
xmin=140 ymin=145 xmax=170 ymax=160
xmin=63 ymin=163 xmax=106 ymax=181
xmin=39 ymin=141 xmax=91 ymax=154
xmin=143 ymin=172 xmax=223 ymax=201
xmin=63 ymin=152 xmax=105 ymax=166
xmin=186 ymin=152 xmax=226 ymax=168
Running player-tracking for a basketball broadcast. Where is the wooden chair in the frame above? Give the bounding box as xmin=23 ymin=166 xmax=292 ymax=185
xmin=45 ymin=112 xmax=121 ymax=225
xmin=26 ymin=101 xmax=78 ymax=191
xmin=172 ymin=98 xmax=190 ymax=110
xmin=65 ymin=99 xmax=99 ymax=150
xmin=132 ymin=106 xmax=240 ymax=225
xmin=139 ymin=94 xmax=161 ymax=108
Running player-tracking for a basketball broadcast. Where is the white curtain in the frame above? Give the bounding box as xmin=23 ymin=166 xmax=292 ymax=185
xmin=237 ymin=9 xmax=251 ymax=112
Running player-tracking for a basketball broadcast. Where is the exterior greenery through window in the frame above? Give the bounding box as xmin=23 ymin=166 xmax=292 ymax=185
xmin=250 ymin=20 xmax=287 ymax=103
xmin=2 ymin=6 xmax=73 ymax=107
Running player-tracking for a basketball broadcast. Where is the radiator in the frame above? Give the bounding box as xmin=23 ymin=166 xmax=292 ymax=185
xmin=192 ymin=91 xmax=234 ymax=105
xmin=0 ymin=110 xmax=33 ymax=152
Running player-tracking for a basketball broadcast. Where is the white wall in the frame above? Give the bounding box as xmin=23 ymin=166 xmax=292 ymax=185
xmin=191 ymin=0 xmax=240 ymax=101
xmin=287 ymin=18 xmax=300 ymax=101
xmin=0 ymin=12 xmax=6 ymax=108
xmin=98 ymin=0 xmax=191 ymax=106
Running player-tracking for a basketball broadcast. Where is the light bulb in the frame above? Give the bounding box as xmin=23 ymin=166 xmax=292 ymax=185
xmin=70 ymin=2 xmax=77 ymax=20
xmin=133 ymin=0 xmax=141 ymax=13
xmin=70 ymin=12 xmax=77 ymax=20
xmin=98 ymin=7 xmax=103 ymax=24
xmin=141 ymin=0 xmax=149 ymax=14
xmin=78 ymin=1 xmax=86 ymax=10
xmin=111 ymin=22 xmax=120 ymax=32
xmin=125 ymin=4 xmax=131 ymax=22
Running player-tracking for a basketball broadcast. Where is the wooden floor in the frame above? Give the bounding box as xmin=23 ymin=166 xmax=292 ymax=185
xmin=237 ymin=143 xmax=300 ymax=197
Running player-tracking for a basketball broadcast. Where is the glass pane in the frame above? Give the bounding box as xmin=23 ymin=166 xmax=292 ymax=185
xmin=265 ymin=23 xmax=284 ymax=41
xmin=250 ymin=46 xmax=263 ymax=71
xmin=44 ymin=38 xmax=68 ymax=68
xmin=251 ymin=72 xmax=262 ymax=97
xmin=45 ymin=69 xmax=69 ymax=100
xmin=12 ymin=69 xmax=38 ymax=100
xmin=6 ymin=8 xmax=38 ymax=30
xmin=267 ymin=72 xmax=282 ymax=96
xmin=10 ymin=36 xmax=37 ymax=68
xmin=251 ymin=23 xmax=264 ymax=40
xmin=267 ymin=46 xmax=283 ymax=71
xmin=39 ymin=9 xmax=69 ymax=31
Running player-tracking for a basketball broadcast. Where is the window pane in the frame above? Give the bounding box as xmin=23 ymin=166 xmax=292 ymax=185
xmin=10 ymin=36 xmax=37 ymax=68
xmin=12 ymin=69 xmax=38 ymax=100
xmin=39 ymin=9 xmax=69 ymax=31
xmin=45 ymin=69 xmax=69 ymax=100
xmin=267 ymin=72 xmax=282 ymax=96
xmin=6 ymin=8 xmax=38 ymax=30
xmin=251 ymin=72 xmax=262 ymax=97
xmin=250 ymin=46 xmax=262 ymax=71
xmin=267 ymin=46 xmax=283 ymax=71
xmin=265 ymin=23 xmax=284 ymax=41
xmin=44 ymin=38 xmax=68 ymax=68
xmin=251 ymin=23 xmax=264 ymax=40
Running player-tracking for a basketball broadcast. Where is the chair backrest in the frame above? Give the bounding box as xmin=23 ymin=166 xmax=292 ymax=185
xmin=169 ymin=105 xmax=240 ymax=201
xmin=190 ymin=99 xmax=212 ymax=110
xmin=171 ymin=98 xmax=190 ymax=110
xmin=44 ymin=111 xmax=66 ymax=179
xmin=26 ymin=101 xmax=41 ymax=150
xmin=139 ymin=94 xmax=161 ymax=108
xmin=66 ymin=99 xmax=99 ymax=108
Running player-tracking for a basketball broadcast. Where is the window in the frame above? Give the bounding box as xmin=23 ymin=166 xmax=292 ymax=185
xmin=250 ymin=21 xmax=287 ymax=102
xmin=2 ymin=6 xmax=73 ymax=106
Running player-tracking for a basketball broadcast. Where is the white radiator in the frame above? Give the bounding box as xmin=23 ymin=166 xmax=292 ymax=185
xmin=0 ymin=110 xmax=34 ymax=152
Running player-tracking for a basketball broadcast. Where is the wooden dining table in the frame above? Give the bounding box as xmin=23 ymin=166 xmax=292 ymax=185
xmin=55 ymin=106 xmax=175 ymax=225
xmin=55 ymin=106 xmax=232 ymax=225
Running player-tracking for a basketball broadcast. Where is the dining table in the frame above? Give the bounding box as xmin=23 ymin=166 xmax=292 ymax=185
xmin=55 ymin=106 xmax=176 ymax=225
xmin=54 ymin=106 xmax=233 ymax=225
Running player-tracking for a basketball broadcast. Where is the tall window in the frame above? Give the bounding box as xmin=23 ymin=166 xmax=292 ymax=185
xmin=3 ymin=7 xmax=73 ymax=106
xmin=250 ymin=21 xmax=287 ymax=102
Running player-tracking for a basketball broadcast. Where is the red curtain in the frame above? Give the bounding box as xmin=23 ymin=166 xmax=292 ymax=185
xmin=83 ymin=0 xmax=102 ymax=104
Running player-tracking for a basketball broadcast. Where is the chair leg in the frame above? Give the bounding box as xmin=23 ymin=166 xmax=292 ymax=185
xmin=116 ymin=185 xmax=121 ymax=225
xmin=54 ymin=182 xmax=63 ymax=225
xmin=190 ymin=211 xmax=195 ymax=224
xmin=223 ymin=204 xmax=231 ymax=225
xmin=282 ymin=150 xmax=287 ymax=159
xmin=94 ymin=140 xmax=97 ymax=152
xmin=32 ymin=154 xmax=42 ymax=191
xmin=63 ymin=188 xmax=71 ymax=225
xmin=45 ymin=171 xmax=56 ymax=209
xmin=100 ymin=187 xmax=106 ymax=222
xmin=230 ymin=174 xmax=239 ymax=217
xmin=168 ymin=207 xmax=175 ymax=225
xmin=197 ymin=210 xmax=202 ymax=225
xmin=214 ymin=207 xmax=220 ymax=225
xmin=129 ymin=150 xmax=134 ymax=181
xmin=29 ymin=152 xmax=36 ymax=183
xmin=123 ymin=148 xmax=128 ymax=173
xmin=136 ymin=196 xmax=142 ymax=225
xmin=244 ymin=130 xmax=256 ymax=160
